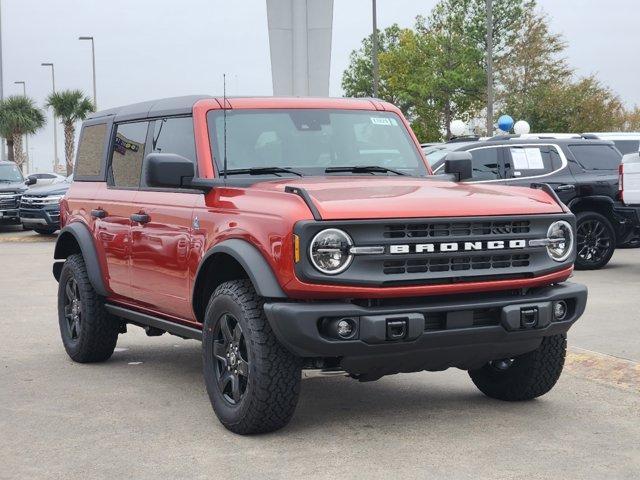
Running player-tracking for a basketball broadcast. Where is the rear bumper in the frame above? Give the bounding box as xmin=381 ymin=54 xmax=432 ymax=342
xmin=613 ymin=202 xmax=640 ymax=242
xmin=264 ymin=282 xmax=587 ymax=378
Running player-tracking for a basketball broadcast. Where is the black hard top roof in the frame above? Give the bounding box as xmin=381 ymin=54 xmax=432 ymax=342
xmin=86 ymin=95 xmax=213 ymax=122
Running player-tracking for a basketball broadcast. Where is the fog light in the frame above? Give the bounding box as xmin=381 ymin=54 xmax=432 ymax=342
xmin=553 ymin=301 xmax=568 ymax=321
xmin=337 ymin=319 xmax=354 ymax=338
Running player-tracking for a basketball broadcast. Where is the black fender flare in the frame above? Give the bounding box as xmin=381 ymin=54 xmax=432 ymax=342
xmin=195 ymin=239 xmax=287 ymax=299
xmin=53 ymin=223 xmax=109 ymax=297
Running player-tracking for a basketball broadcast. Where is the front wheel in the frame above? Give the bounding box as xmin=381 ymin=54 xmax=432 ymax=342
xmin=34 ymin=227 xmax=57 ymax=235
xmin=468 ymin=334 xmax=567 ymax=401
xmin=574 ymin=211 xmax=615 ymax=270
xmin=202 ymin=279 xmax=302 ymax=435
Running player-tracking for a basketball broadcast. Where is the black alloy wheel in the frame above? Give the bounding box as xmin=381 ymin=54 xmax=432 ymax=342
xmin=63 ymin=276 xmax=82 ymax=341
xmin=212 ymin=313 xmax=249 ymax=405
xmin=576 ymin=218 xmax=614 ymax=265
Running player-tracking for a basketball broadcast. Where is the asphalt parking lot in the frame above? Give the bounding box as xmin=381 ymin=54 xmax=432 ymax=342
xmin=1 ymin=226 xmax=639 ymax=479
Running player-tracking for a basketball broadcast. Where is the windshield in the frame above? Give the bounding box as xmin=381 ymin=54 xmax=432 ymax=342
xmin=0 ymin=164 xmax=24 ymax=182
xmin=207 ymin=109 xmax=427 ymax=177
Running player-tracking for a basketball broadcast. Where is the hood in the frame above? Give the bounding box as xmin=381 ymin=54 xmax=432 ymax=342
xmin=0 ymin=181 xmax=27 ymax=193
xmin=251 ymin=177 xmax=563 ymax=220
xmin=23 ymin=181 xmax=70 ymax=196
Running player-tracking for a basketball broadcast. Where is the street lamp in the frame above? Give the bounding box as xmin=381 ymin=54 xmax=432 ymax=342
xmin=41 ymin=62 xmax=59 ymax=172
xmin=14 ymin=81 xmax=30 ymax=173
xmin=78 ymin=36 xmax=97 ymax=109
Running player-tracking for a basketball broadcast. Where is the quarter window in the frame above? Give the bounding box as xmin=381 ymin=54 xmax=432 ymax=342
xmin=569 ymin=144 xmax=622 ymax=170
xmin=110 ymin=122 xmax=148 ymax=188
xmin=76 ymin=123 xmax=108 ymax=178
xmin=469 ymin=148 xmax=501 ymax=180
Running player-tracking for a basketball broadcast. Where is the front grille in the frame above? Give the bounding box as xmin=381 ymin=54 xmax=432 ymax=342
xmin=0 ymin=193 xmax=21 ymax=209
xmin=294 ymin=214 xmax=574 ymax=288
xmin=383 ymin=254 xmax=531 ymax=275
xmin=20 ymin=196 xmax=56 ymax=209
xmin=384 ymin=220 xmax=530 ymax=239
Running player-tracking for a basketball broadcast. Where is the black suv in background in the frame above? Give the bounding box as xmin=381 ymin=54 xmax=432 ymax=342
xmin=19 ymin=175 xmax=71 ymax=234
xmin=426 ymin=137 xmax=640 ymax=270
xmin=0 ymin=161 xmax=27 ymax=225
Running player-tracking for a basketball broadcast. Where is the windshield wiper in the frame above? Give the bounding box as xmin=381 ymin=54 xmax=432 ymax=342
xmin=224 ymin=167 xmax=304 ymax=177
xmin=324 ymin=165 xmax=407 ymax=176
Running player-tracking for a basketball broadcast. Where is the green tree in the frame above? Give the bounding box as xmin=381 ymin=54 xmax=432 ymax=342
xmin=46 ymin=90 xmax=95 ymax=175
xmin=524 ymin=76 xmax=625 ymax=132
xmin=497 ymin=7 xmax=571 ymax=122
xmin=0 ymin=95 xmax=46 ymax=172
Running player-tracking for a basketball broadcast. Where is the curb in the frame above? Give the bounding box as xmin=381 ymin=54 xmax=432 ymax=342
xmin=566 ymin=347 xmax=640 ymax=393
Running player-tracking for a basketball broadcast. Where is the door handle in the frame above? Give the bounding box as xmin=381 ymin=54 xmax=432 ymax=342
xmin=130 ymin=213 xmax=150 ymax=224
xmin=555 ymin=184 xmax=575 ymax=192
xmin=91 ymin=209 xmax=107 ymax=219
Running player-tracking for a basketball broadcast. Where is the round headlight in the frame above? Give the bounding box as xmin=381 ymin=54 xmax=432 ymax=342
xmin=546 ymin=220 xmax=574 ymax=262
xmin=309 ymin=228 xmax=353 ymax=274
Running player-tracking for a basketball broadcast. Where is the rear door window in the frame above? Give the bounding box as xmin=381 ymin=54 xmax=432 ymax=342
xmin=505 ymin=145 xmax=559 ymax=178
xmin=468 ymin=147 xmax=501 ymax=180
xmin=569 ymin=144 xmax=622 ymax=170
xmin=109 ymin=122 xmax=149 ymax=188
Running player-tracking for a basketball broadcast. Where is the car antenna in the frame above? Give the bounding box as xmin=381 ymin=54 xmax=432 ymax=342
xmin=223 ymin=73 xmax=228 ymax=182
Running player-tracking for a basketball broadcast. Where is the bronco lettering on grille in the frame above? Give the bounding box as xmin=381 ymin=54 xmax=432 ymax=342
xmin=389 ymin=239 xmax=527 ymax=254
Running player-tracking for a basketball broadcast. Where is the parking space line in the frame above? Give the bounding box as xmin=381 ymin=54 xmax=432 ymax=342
xmin=0 ymin=236 xmax=56 ymax=243
xmin=566 ymin=347 xmax=640 ymax=393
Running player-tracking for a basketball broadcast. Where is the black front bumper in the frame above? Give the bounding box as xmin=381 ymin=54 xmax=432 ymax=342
xmin=0 ymin=209 xmax=19 ymax=223
xmin=19 ymin=206 xmax=60 ymax=230
xmin=264 ymin=282 xmax=587 ymax=379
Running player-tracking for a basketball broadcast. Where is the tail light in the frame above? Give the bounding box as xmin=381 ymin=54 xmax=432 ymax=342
xmin=619 ymin=163 xmax=624 ymax=203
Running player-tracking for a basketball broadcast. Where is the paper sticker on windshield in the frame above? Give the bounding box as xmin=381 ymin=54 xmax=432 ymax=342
xmin=371 ymin=117 xmax=392 ymax=126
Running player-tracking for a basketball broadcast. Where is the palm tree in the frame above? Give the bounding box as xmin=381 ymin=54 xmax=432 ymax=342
xmin=46 ymin=90 xmax=95 ymax=175
xmin=0 ymin=96 xmax=46 ymax=173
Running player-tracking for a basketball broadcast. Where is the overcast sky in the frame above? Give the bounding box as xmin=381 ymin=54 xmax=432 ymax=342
xmin=5 ymin=0 xmax=639 ymax=172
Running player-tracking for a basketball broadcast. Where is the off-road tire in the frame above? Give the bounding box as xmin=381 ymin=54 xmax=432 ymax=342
xmin=574 ymin=211 xmax=616 ymax=270
xmin=202 ymin=279 xmax=301 ymax=435
xmin=34 ymin=227 xmax=57 ymax=235
xmin=57 ymin=254 xmax=119 ymax=362
xmin=468 ymin=334 xmax=567 ymax=401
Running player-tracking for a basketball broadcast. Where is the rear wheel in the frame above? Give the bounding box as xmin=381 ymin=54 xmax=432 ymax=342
xmin=57 ymin=254 xmax=119 ymax=362
xmin=468 ymin=334 xmax=566 ymax=401
xmin=574 ymin=211 xmax=615 ymax=270
xmin=202 ymin=279 xmax=301 ymax=434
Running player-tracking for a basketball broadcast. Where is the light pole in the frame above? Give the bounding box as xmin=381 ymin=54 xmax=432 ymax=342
xmin=78 ymin=36 xmax=97 ymax=109
xmin=14 ymin=81 xmax=30 ymax=173
xmin=0 ymin=1 xmax=5 ymax=161
xmin=41 ymin=62 xmax=59 ymax=172
xmin=371 ymin=0 xmax=379 ymax=98
xmin=485 ymin=0 xmax=494 ymax=136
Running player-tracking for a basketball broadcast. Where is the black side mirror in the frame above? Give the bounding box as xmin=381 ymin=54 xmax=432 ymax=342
xmin=25 ymin=177 xmax=36 ymax=186
xmin=145 ymin=153 xmax=195 ymax=189
xmin=444 ymin=151 xmax=473 ymax=181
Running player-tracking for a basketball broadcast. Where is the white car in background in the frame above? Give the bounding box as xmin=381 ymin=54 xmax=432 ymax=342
xmin=25 ymin=172 xmax=66 ymax=187
xmin=584 ymin=132 xmax=640 ymax=155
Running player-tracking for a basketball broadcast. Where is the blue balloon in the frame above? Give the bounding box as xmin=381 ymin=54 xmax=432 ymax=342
xmin=498 ymin=115 xmax=514 ymax=133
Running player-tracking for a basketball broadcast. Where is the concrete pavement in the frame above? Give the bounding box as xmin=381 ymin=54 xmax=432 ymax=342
xmin=1 ymin=240 xmax=639 ymax=479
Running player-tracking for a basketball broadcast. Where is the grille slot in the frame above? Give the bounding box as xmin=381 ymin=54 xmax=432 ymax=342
xmin=383 ymin=254 xmax=530 ymax=275
xmin=0 ymin=193 xmax=21 ymax=209
xmin=384 ymin=220 xmax=530 ymax=239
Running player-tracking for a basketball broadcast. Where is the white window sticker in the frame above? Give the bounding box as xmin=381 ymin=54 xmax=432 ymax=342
xmin=524 ymin=148 xmax=545 ymax=169
xmin=510 ymin=148 xmax=528 ymax=170
xmin=371 ymin=117 xmax=392 ymax=126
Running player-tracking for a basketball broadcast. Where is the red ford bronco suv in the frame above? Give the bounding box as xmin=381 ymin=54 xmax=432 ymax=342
xmin=53 ymin=96 xmax=587 ymax=434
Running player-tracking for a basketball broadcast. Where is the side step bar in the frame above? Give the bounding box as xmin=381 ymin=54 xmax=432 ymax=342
xmin=105 ymin=304 xmax=203 ymax=341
